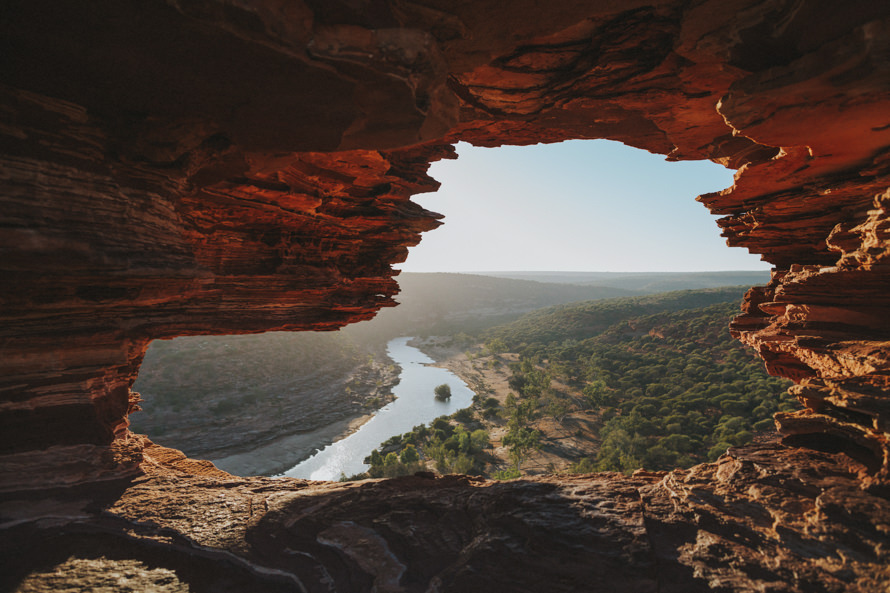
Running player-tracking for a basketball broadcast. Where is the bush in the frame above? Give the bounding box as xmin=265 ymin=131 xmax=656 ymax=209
xmin=567 ymin=457 xmax=597 ymax=474
xmin=453 ymin=407 xmax=474 ymax=423
xmin=431 ymin=417 xmax=453 ymax=435
xmin=470 ymin=429 xmax=490 ymax=452
xmin=492 ymin=468 xmax=522 ymax=480
xmin=434 ymin=383 xmax=452 ymax=401
xmin=707 ymin=441 xmax=733 ymax=461
xmin=753 ymin=418 xmax=775 ymax=432
xmin=400 ymin=444 xmax=419 ymax=464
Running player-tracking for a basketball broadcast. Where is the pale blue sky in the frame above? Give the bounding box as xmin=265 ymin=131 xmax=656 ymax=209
xmin=398 ymin=140 xmax=770 ymax=273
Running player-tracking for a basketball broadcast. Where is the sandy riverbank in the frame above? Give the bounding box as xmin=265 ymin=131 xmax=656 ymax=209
xmin=209 ymin=413 xmax=374 ymax=477
xmin=410 ymin=336 xmax=602 ymax=476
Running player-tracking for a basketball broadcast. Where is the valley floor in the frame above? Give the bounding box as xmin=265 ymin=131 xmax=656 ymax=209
xmin=133 ymin=360 xmax=399 ymax=477
xmin=413 ymin=337 xmax=603 ymax=477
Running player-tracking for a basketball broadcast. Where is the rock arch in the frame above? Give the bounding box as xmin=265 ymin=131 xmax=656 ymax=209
xmin=1 ymin=1 xmax=889 ymax=589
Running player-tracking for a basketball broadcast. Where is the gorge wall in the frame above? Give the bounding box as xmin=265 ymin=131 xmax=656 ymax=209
xmin=1 ymin=0 xmax=889 ymax=590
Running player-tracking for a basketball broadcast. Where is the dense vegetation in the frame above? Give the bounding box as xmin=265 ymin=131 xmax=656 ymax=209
xmin=356 ymin=288 xmax=794 ymax=479
xmin=485 ymin=293 xmax=795 ymax=472
xmin=361 ymin=413 xmax=492 ymax=479
xmin=357 ymin=392 xmax=547 ymax=481
xmin=483 ymin=287 xmax=749 ymax=345
xmin=132 ymin=274 xmax=788 ymax=479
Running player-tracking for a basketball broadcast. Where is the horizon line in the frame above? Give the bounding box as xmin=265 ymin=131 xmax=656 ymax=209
xmin=398 ymin=269 xmax=774 ymax=275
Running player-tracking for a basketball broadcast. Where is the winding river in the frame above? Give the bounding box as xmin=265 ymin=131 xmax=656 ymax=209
xmin=280 ymin=337 xmax=475 ymax=481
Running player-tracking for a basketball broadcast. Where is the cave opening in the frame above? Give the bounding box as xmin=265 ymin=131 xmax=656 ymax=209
xmin=131 ymin=139 xmax=795 ymax=482
xmin=4 ymin=1 xmax=890 ymax=588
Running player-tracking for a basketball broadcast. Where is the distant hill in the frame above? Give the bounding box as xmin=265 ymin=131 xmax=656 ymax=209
xmin=478 ymin=270 xmax=771 ymax=293
xmin=133 ymin=274 xmax=772 ymax=467
xmin=472 ymin=287 xmax=793 ymax=472
xmin=343 ymin=272 xmax=643 ymax=342
xmin=357 ymin=289 xmax=794 ymax=479
xmin=483 ymin=286 xmax=751 ymax=346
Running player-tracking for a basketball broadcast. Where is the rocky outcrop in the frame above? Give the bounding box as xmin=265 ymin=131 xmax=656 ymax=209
xmin=2 ymin=0 xmax=890 ymax=590
xmin=3 ymin=435 xmax=888 ymax=592
xmin=0 ymin=84 xmax=445 ymax=462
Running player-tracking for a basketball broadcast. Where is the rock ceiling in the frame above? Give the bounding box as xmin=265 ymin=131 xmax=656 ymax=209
xmin=1 ymin=0 xmax=889 ymax=590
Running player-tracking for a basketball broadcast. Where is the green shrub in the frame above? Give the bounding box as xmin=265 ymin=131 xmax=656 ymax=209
xmin=492 ymin=468 xmax=522 ymax=480
xmin=707 ymin=441 xmax=733 ymax=461
xmin=453 ymin=407 xmax=474 ymax=424
xmin=567 ymin=457 xmax=597 ymax=474
xmin=434 ymin=383 xmax=452 ymax=401
xmin=753 ymin=418 xmax=775 ymax=432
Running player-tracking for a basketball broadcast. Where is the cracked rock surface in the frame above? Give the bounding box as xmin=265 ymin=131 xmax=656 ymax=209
xmin=3 ymin=436 xmax=888 ymax=592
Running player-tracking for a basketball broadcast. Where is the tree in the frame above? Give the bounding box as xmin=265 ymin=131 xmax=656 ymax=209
xmin=399 ymin=444 xmax=420 ymax=466
xmin=453 ymin=407 xmax=474 ymax=423
xmin=583 ymin=379 xmax=610 ymax=408
xmin=384 ymin=452 xmax=399 ymax=467
xmin=470 ymin=429 xmax=490 ymax=452
xmin=544 ymin=396 xmax=569 ymax=422
xmin=368 ymin=449 xmax=383 ymax=467
xmin=434 ymin=383 xmax=452 ymax=401
xmin=486 ymin=338 xmax=507 ymax=355
xmin=503 ymin=426 xmax=541 ymax=470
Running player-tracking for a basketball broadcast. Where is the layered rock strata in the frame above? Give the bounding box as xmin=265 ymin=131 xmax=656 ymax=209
xmin=0 ymin=84 xmax=446 ymax=460
xmin=2 ymin=0 xmax=890 ymax=590
xmin=3 ymin=436 xmax=888 ymax=592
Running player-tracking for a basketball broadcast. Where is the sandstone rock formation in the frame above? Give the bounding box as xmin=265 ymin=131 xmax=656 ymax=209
xmin=1 ymin=0 xmax=889 ymax=590
xmin=4 ymin=435 xmax=888 ymax=592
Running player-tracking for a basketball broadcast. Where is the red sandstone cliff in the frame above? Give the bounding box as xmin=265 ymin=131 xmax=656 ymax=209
xmin=1 ymin=0 xmax=889 ymax=590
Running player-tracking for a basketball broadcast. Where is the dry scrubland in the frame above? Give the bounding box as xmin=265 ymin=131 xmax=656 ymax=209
xmin=355 ymin=291 xmax=794 ymax=481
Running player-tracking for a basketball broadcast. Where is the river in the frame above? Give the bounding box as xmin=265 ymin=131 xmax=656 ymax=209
xmin=280 ymin=337 xmax=475 ymax=481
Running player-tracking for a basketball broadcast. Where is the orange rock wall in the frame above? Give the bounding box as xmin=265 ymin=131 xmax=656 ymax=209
xmin=1 ymin=0 xmax=889 ymax=488
xmin=2 ymin=2 xmax=890 ymax=590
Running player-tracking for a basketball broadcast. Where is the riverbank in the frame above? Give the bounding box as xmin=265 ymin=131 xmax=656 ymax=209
xmin=209 ymin=413 xmax=373 ymax=476
xmin=281 ymin=337 xmax=476 ymax=480
xmin=410 ymin=336 xmax=602 ymax=476
xmin=131 ymin=341 xmax=401 ymax=477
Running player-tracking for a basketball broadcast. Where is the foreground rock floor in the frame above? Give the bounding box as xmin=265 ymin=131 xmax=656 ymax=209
xmin=2 ymin=436 xmax=887 ymax=593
